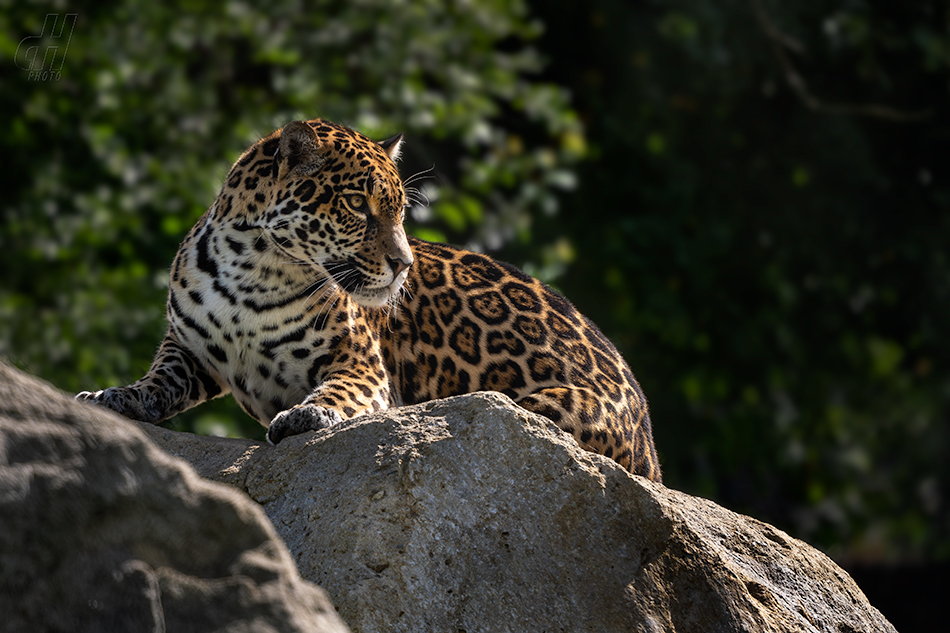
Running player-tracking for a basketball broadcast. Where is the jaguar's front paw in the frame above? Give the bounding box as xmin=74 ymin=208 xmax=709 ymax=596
xmin=75 ymin=386 xmax=164 ymax=423
xmin=266 ymin=405 xmax=343 ymax=445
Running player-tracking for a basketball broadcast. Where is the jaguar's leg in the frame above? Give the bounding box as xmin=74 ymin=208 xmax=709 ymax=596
xmin=515 ymin=386 xmax=661 ymax=482
xmin=266 ymin=358 xmax=392 ymax=445
xmin=76 ymin=332 xmax=228 ymax=423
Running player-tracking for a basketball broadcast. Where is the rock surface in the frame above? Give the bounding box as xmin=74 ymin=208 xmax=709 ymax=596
xmin=0 ymin=361 xmax=349 ymax=633
xmin=139 ymin=390 xmax=897 ymax=633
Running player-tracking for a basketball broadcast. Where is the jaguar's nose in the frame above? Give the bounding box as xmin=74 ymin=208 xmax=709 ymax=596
xmin=387 ymin=254 xmax=412 ymax=277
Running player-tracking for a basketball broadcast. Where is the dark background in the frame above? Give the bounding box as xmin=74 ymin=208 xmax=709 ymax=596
xmin=2 ymin=1 xmax=947 ymax=628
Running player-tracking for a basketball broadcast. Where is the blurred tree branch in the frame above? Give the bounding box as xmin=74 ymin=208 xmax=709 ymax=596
xmin=751 ymin=0 xmax=933 ymax=122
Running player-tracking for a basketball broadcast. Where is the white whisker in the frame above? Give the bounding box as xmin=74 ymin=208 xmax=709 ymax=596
xmin=406 ymin=188 xmax=431 ymax=208
xmin=403 ymin=165 xmax=436 ymax=187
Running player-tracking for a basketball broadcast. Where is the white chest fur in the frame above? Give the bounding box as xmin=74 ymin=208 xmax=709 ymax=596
xmin=168 ymin=221 xmax=353 ymax=422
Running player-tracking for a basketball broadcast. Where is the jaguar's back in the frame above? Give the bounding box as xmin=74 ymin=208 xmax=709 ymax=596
xmin=379 ymin=238 xmax=660 ymax=480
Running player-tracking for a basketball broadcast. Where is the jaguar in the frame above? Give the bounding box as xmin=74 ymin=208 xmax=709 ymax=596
xmin=77 ymin=119 xmax=662 ymax=481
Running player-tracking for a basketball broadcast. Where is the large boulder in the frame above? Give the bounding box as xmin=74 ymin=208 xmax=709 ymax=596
xmin=0 ymin=361 xmax=349 ymax=633
xmin=140 ymin=391 xmax=897 ymax=633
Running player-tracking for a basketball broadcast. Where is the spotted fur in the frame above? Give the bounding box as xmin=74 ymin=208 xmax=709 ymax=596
xmin=77 ymin=119 xmax=661 ymax=481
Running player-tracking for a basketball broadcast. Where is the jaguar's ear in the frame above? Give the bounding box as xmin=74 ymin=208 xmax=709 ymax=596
xmin=277 ymin=121 xmax=329 ymax=180
xmin=379 ymin=132 xmax=404 ymax=162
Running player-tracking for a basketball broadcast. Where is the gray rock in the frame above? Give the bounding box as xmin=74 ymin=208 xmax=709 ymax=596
xmin=140 ymin=390 xmax=898 ymax=633
xmin=0 ymin=361 xmax=350 ymax=633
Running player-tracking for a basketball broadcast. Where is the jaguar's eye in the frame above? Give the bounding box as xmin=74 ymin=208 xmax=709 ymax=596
xmin=346 ymin=194 xmax=366 ymax=210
